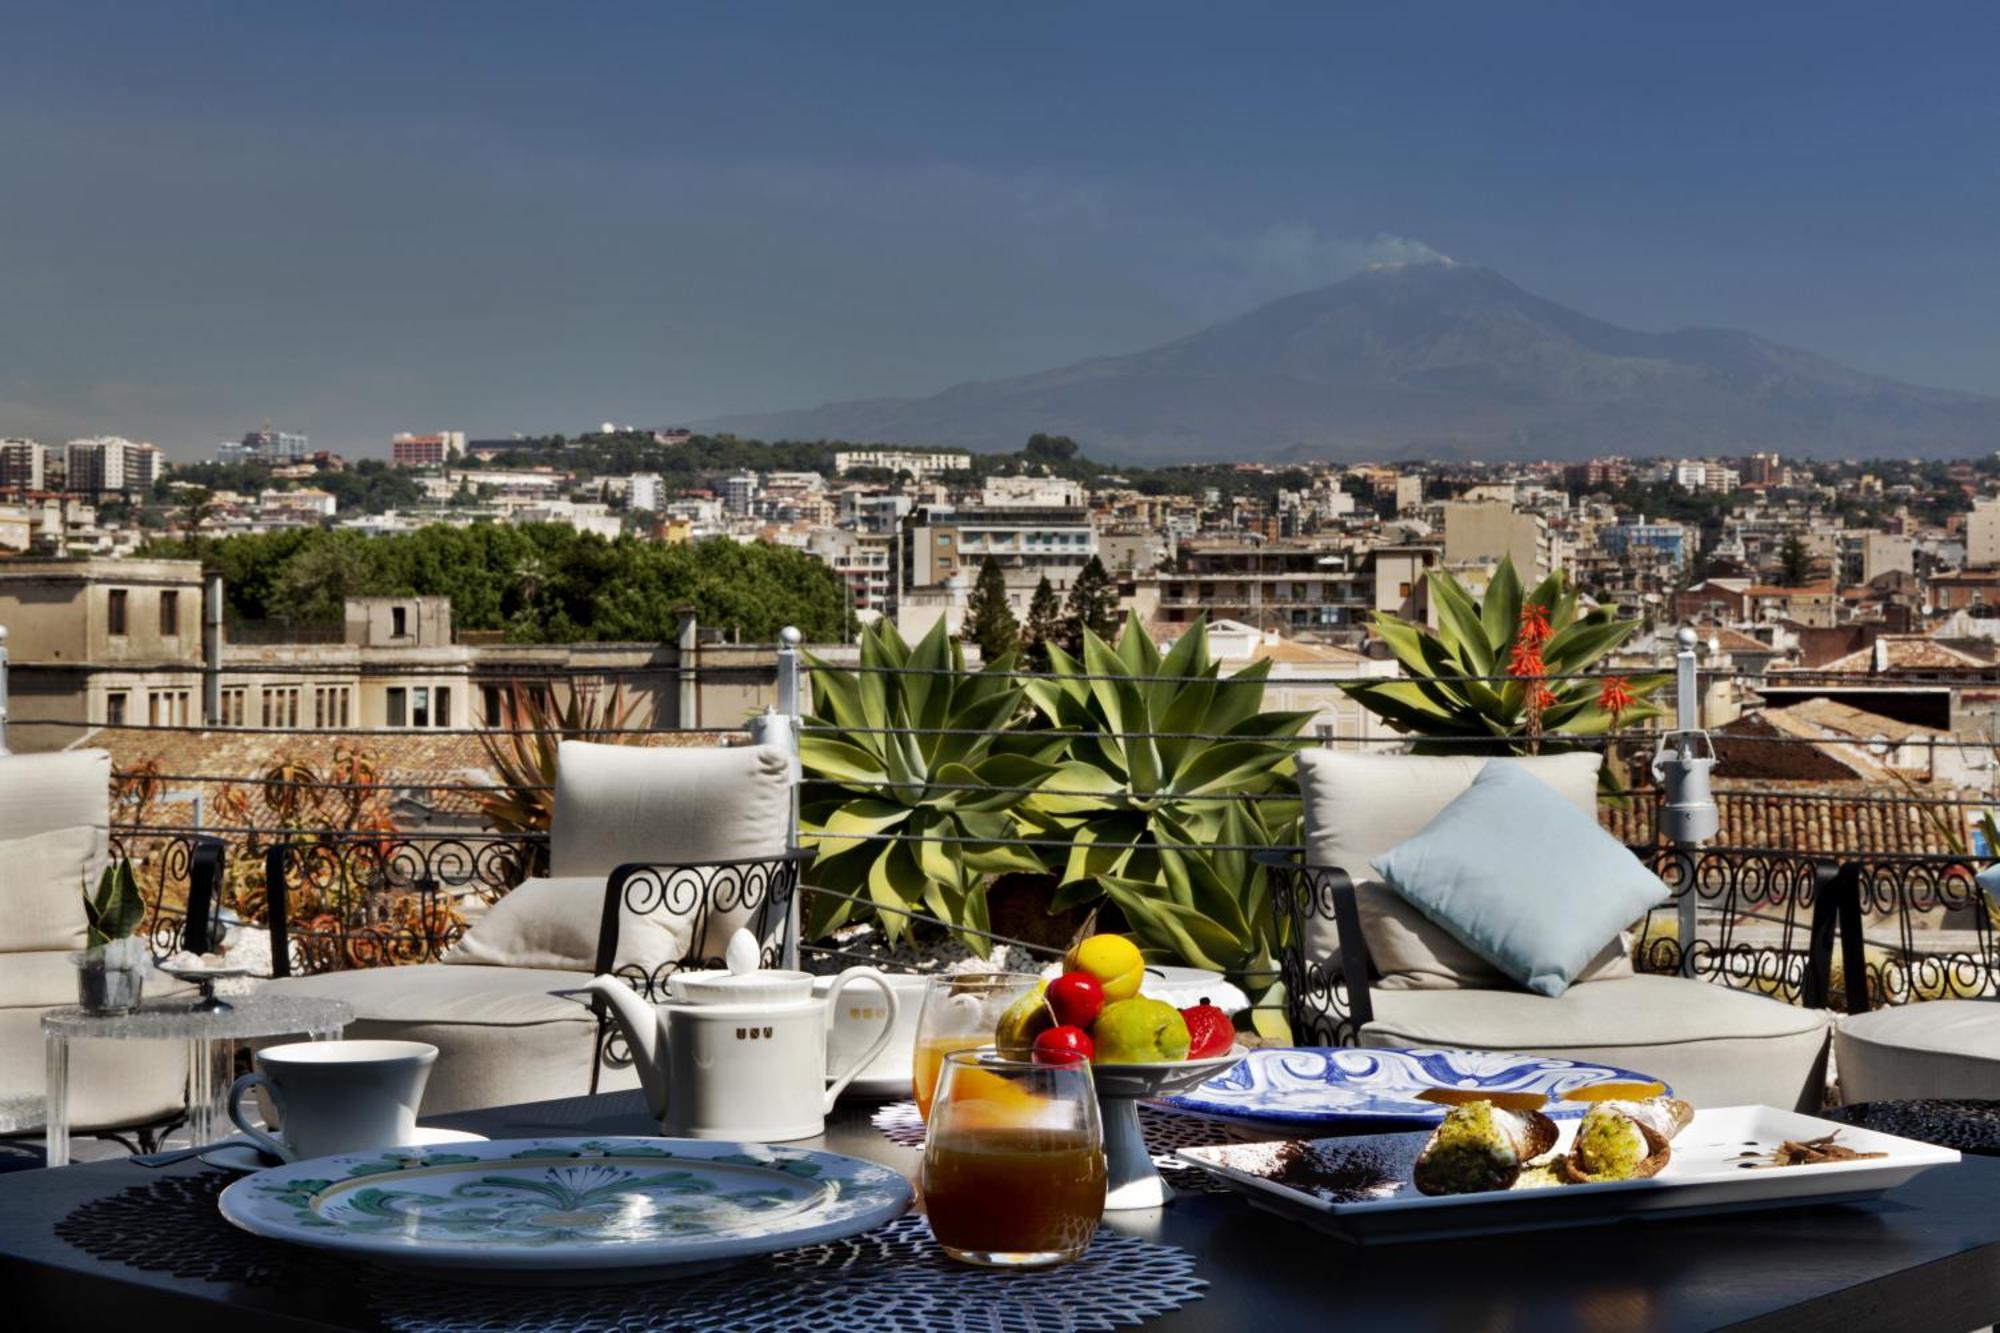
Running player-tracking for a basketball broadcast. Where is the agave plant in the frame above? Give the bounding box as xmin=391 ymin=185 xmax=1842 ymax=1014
xmin=473 ymin=679 xmax=639 ymax=837
xmin=800 ymin=619 xmax=1062 ymax=950
xmin=1017 ymin=616 xmax=1313 ymax=910
xmin=1339 ymin=558 xmax=1668 ymax=769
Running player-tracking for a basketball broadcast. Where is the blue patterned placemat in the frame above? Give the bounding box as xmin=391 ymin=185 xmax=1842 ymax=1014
xmin=373 ymin=1214 xmax=1205 ymax=1333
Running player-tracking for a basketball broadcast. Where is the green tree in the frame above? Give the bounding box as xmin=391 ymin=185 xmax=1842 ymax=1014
xmin=1023 ymin=575 xmax=1063 ymax=669
xmin=272 ymin=536 xmax=384 ymax=625
xmin=1779 ymin=534 xmax=1812 ymax=586
xmin=177 ymin=488 xmax=216 ymax=556
xmin=1059 ymin=556 xmax=1119 ymax=653
xmin=961 ymin=557 xmax=1019 ymax=663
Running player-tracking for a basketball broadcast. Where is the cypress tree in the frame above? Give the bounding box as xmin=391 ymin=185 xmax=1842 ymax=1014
xmin=1061 ymin=555 xmax=1120 ymax=653
xmin=1023 ymin=574 xmax=1063 ymax=668
xmin=961 ymin=556 xmax=1020 ymax=663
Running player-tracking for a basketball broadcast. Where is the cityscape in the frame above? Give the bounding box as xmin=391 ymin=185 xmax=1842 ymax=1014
xmin=6 ymin=7 xmax=2000 ymax=1323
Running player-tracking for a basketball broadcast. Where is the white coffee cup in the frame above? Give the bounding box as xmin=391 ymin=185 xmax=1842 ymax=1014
xmin=816 ymin=972 xmax=928 ymax=1086
xmin=228 ymin=1039 xmax=437 ymax=1162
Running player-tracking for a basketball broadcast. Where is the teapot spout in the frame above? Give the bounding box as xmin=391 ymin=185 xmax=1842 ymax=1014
xmin=585 ymin=975 xmax=669 ymax=1121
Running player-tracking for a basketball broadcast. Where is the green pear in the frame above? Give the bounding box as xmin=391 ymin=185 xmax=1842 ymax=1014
xmin=1092 ymin=997 xmax=1192 ymax=1064
xmin=994 ymin=980 xmax=1052 ymax=1058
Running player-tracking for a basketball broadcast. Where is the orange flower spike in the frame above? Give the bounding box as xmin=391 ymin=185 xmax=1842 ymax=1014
xmin=1516 ymin=602 xmax=1553 ymax=649
xmin=1597 ymin=675 xmax=1636 ymax=721
xmin=1507 ymin=639 xmax=1546 ymax=678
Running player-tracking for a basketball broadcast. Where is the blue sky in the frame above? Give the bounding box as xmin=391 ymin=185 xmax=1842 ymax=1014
xmin=2 ymin=1 xmax=1996 ymax=456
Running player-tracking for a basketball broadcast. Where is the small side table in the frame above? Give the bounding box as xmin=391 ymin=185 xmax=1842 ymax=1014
xmin=41 ymin=995 xmax=353 ymax=1167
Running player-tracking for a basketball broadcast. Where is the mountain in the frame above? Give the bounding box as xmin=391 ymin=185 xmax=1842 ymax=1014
xmin=698 ymin=262 xmax=2000 ymax=462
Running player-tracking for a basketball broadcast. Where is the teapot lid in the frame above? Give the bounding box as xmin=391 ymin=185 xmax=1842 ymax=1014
xmin=669 ymin=929 xmax=814 ymax=1006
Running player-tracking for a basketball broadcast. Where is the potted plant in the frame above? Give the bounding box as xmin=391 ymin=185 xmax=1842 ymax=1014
xmin=73 ymin=859 xmax=149 ymax=1015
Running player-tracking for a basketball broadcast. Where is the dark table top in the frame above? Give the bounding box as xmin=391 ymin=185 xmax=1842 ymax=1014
xmin=4 ymin=1090 xmax=2000 ymax=1333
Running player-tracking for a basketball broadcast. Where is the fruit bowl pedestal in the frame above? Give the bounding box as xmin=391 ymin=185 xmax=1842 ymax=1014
xmin=1090 ymin=1047 xmax=1247 ymax=1210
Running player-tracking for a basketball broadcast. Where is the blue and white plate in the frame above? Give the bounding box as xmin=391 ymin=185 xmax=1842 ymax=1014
xmin=218 ymin=1136 xmax=912 ymax=1277
xmin=1163 ymin=1047 xmax=1670 ymax=1125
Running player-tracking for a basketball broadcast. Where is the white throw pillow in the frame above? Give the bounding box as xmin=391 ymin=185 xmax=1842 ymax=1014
xmin=548 ymin=742 xmax=791 ymax=878
xmin=446 ymin=873 xmax=783 ymax=978
xmin=1 ymin=825 xmax=102 ymax=952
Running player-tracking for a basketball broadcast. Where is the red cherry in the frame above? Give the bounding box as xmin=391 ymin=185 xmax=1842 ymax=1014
xmin=1033 ymin=1025 xmax=1095 ymax=1065
xmin=1045 ymin=972 xmax=1105 ymax=1029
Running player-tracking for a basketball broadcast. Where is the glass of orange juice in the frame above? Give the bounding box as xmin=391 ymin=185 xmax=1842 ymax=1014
xmin=911 ymin=971 xmax=1042 ymax=1121
xmin=922 ymin=1048 xmax=1105 ymax=1267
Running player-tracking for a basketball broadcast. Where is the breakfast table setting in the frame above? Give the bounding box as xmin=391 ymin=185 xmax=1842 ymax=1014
xmin=6 ymin=931 xmax=2000 ymax=1331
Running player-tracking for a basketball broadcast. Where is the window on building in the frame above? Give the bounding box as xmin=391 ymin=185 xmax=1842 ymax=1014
xmin=387 ymin=687 xmax=407 ymax=728
xmin=221 ymin=687 xmax=246 ymax=727
xmin=392 ymin=606 xmax=409 ymax=638
xmin=106 ymin=692 xmax=127 ymax=725
xmin=337 ymin=687 xmax=350 ymax=727
xmin=411 ymin=687 xmax=431 ymax=728
xmin=435 ymin=687 xmax=451 ymax=728
xmin=159 ymin=590 xmax=179 ymax=636
xmin=107 ymin=589 xmax=128 ymax=636
xmin=480 ymin=684 xmax=501 ymax=726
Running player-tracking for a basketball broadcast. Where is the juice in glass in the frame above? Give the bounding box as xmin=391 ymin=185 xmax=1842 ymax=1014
xmin=910 ymin=971 xmax=1043 ymax=1122
xmin=921 ymin=1049 xmax=1105 ymax=1267
xmin=913 ymin=1035 xmax=983 ymax=1121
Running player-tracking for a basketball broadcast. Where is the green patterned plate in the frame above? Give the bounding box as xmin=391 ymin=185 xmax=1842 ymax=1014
xmin=217 ymin=1136 xmax=912 ymax=1275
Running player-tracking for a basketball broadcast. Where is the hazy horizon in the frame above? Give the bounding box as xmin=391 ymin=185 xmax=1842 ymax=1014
xmin=3 ymin=2 xmax=1997 ymax=459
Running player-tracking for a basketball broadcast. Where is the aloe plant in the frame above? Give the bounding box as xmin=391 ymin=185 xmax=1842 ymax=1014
xmin=800 ymin=619 xmax=1061 ymax=950
xmin=1339 ymin=558 xmax=1668 ymax=768
xmin=84 ymin=859 xmax=147 ymax=948
xmin=1017 ymin=616 xmax=1313 ymax=905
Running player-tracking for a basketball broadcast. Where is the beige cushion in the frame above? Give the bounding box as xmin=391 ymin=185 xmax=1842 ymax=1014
xmin=549 ymin=742 xmax=791 ymax=878
xmin=1297 ymin=751 xmax=1625 ymax=988
xmin=257 ymin=965 xmax=637 ymax=1115
xmin=0 ymin=750 xmax=111 ymax=843
xmin=5 ymin=826 xmax=102 ymax=953
xmin=447 ymin=876 xmax=693 ymax=976
xmin=1362 ymin=973 xmax=1833 ymax=1110
xmin=0 ymin=960 xmax=196 ymax=1131
xmin=1836 ymin=1000 xmax=2000 ymax=1103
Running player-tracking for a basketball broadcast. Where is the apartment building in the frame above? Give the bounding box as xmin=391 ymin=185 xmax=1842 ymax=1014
xmin=390 ymin=431 xmax=468 ymax=468
xmin=808 ymin=527 xmax=897 ymax=620
xmin=217 ymin=426 xmax=310 ymax=464
xmin=0 ymin=439 xmax=47 ymax=491
xmin=1443 ymin=501 xmax=1563 ymax=581
xmin=1137 ymin=541 xmax=1382 ymax=633
xmin=832 ymin=449 xmax=971 ymax=478
xmin=63 ymin=437 xmax=160 ymax=495
xmin=902 ymin=504 xmax=1096 ymax=615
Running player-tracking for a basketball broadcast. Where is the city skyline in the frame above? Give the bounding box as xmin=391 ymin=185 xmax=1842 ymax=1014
xmin=3 ymin=3 xmax=1997 ymax=458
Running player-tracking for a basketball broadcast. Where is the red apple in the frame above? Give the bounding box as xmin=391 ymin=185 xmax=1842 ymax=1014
xmin=1033 ymin=1025 xmax=1095 ymax=1065
xmin=1179 ymin=1002 xmax=1234 ymax=1059
xmin=1045 ymin=971 xmax=1105 ymax=1029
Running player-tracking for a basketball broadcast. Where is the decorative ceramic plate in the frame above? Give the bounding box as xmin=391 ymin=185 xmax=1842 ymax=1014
xmin=1164 ymin=1047 xmax=1669 ymax=1125
xmin=1174 ymin=1105 xmax=1960 ymax=1245
xmin=218 ymin=1136 xmax=912 ymax=1275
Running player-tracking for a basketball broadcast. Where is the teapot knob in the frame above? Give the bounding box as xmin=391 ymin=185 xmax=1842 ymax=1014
xmin=724 ymin=929 xmax=760 ymax=977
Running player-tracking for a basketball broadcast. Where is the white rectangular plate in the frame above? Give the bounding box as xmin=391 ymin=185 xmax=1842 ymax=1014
xmin=1174 ymin=1105 xmax=1961 ymax=1245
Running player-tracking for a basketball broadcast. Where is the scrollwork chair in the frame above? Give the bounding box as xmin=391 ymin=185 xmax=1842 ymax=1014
xmin=1833 ymin=858 xmax=2000 ymax=1102
xmin=257 ymin=742 xmax=795 ymax=1115
xmin=1272 ymin=751 xmax=1838 ymax=1111
xmin=0 ymin=750 xmax=192 ymax=1148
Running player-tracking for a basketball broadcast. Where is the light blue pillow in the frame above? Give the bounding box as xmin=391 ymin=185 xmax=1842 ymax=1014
xmin=1370 ymin=760 xmax=1668 ymax=998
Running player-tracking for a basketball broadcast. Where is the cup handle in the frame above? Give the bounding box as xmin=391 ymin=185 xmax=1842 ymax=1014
xmin=821 ymin=968 xmax=898 ymax=1111
xmin=227 ymin=1072 xmax=290 ymax=1162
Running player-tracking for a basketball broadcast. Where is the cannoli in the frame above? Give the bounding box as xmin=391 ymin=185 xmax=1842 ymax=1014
xmin=1561 ymin=1098 xmax=1695 ymax=1183
xmin=1413 ymin=1099 xmax=1560 ymax=1196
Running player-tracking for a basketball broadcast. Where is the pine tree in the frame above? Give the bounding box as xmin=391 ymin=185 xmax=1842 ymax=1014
xmin=961 ymin=557 xmax=1020 ymax=663
xmin=1779 ymin=534 xmax=1812 ymax=586
xmin=1023 ymin=574 xmax=1063 ymax=669
xmin=1060 ymin=555 xmax=1121 ymax=653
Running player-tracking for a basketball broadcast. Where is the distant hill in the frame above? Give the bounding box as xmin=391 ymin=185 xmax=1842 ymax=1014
xmin=699 ymin=261 xmax=2000 ymax=463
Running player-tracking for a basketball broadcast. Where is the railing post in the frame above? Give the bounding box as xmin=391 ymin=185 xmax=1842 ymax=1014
xmin=752 ymin=626 xmax=805 ymax=968
xmin=0 ymin=623 xmax=11 ymax=757
xmin=203 ymin=574 xmax=223 ymax=726
xmin=1653 ymin=626 xmax=1717 ymax=978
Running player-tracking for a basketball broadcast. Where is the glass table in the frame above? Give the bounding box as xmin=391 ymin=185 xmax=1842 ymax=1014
xmin=41 ymin=995 xmax=352 ymax=1166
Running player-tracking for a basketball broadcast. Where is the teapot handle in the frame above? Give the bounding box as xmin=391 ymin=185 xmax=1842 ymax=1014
xmin=820 ymin=968 xmax=898 ymax=1110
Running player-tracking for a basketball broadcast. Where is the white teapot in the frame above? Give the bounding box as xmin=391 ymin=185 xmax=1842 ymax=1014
xmin=586 ymin=930 xmax=897 ymax=1141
